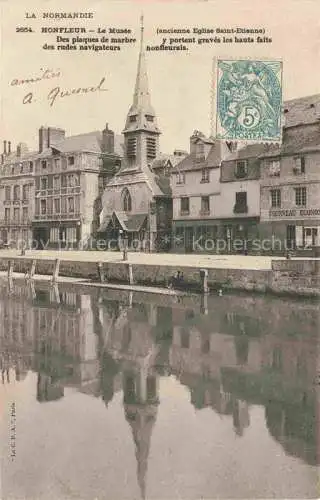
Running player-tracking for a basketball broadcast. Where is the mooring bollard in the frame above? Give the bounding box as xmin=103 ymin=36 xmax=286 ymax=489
xmin=199 ymin=268 xmax=209 ymax=294
xmin=128 ymin=263 xmax=134 ymax=285
xmin=26 ymin=259 xmax=36 ymax=280
xmin=52 ymin=258 xmax=60 ymax=283
xmin=97 ymin=262 xmax=106 ymax=283
xmin=7 ymin=260 xmax=14 ymax=281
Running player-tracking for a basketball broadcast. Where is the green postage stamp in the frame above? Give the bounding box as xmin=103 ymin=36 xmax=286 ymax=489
xmin=216 ymin=59 xmax=283 ymax=142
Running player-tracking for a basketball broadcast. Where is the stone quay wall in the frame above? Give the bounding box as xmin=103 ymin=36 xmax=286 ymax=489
xmin=0 ymin=258 xmax=319 ymax=297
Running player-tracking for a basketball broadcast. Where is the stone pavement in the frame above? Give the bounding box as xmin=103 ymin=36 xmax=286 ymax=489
xmin=0 ymin=249 xmax=309 ymax=270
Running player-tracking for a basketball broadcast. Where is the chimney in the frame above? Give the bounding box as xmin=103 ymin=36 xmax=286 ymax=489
xmin=102 ymin=123 xmax=115 ymax=153
xmin=8 ymin=141 xmax=11 ymax=155
xmin=3 ymin=140 xmax=7 ymax=155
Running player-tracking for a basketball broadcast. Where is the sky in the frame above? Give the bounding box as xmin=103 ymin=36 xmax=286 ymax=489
xmin=0 ymin=0 xmax=320 ymax=155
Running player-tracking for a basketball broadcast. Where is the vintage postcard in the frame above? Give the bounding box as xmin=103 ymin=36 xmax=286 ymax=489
xmin=0 ymin=1 xmax=319 ymax=499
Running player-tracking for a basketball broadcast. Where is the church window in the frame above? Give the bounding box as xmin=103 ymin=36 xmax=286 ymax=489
xmin=127 ymin=137 xmax=137 ymax=158
xmin=146 ymin=137 xmax=156 ymax=159
xmin=122 ymin=188 xmax=132 ymax=212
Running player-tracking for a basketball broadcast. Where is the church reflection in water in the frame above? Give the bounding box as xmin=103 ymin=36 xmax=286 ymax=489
xmin=0 ymin=280 xmax=319 ymax=497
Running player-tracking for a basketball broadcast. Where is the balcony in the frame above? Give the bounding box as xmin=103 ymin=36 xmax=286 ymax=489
xmin=233 ymin=204 xmax=248 ymax=214
xmin=0 ymin=218 xmax=32 ymax=227
xmin=36 ymin=186 xmax=81 ymax=197
xmin=33 ymin=213 xmax=81 ymax=221
xmin=199 ymin=209 xmax=210 ymax=216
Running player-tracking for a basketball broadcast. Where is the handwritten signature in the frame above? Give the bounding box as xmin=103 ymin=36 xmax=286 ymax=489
xmin=22 ymin=77 xmax=108 ymax=106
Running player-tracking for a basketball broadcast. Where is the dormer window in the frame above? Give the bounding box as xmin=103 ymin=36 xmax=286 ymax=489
xmin=195 ymin=142 xmax=205 ymax=162
xmin=235 ymin=160 xmax=248 ymax=178
xmin=145 ymin=115 xmax=154 ymax=122
xmin=129 ymin=115 xmax=137 ymax=122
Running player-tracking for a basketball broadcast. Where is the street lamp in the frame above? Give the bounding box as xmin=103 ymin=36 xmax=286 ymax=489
xmin=119 ymin=229 xmax=128 ymax=261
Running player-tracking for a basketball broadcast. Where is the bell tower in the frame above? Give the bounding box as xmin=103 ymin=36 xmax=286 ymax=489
xmin=122 ymin=16 xmax=161 ymax=172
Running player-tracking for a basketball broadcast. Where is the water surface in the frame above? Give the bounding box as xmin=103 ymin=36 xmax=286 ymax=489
xmin=0 ymin=280 xmax=319 ymax=499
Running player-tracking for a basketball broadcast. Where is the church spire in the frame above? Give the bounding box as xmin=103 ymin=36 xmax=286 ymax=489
xmin=132 ymin=15 xmax=151 ymax=109
xmin=123 ymin=16 xmax=160 ymax=135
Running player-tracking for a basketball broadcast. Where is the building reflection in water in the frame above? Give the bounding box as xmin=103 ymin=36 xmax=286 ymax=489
xmin=0 ymin=280 xmax=318 ymax=496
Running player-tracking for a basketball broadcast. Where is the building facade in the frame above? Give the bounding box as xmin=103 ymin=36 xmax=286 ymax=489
xmin=98 ymin=18 xmax=173 ymax=252
xmin=0 ymin=140 xmax=36 ymax=247
xmin=260 ymin=95 xmax=320 ymax=254
xmin=171 ymin=131 xmax=231 ymax=253
xmin=32 ymin=125 xmax=122 ymax=249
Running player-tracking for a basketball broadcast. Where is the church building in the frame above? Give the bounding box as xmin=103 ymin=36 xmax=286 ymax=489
xmin=98 ymin=18 xmax=172 ymax=252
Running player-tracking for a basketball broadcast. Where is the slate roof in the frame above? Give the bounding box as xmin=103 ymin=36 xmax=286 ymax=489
xmin=98 ymin=211 xmax=147 ymax=232
xmin=50 ymin=131 xmax=124 ymax=156
xmin=2 ymin=150 xmax=40 ymax=165
xmin=172 ymin=140 xmax=224 ymax=173
xmin=283 ymin=94 xmax=320 ymax=127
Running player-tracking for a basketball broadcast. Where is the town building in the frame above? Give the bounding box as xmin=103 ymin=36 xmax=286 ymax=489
xmin=0 ymin=140 xmax=36 ymax=247
xmin=217 ymin=143 xmax=266 ymax=253
xmin=32 ymin=125 xmax=122 ymax=249
xmin=259 ymin=94 xmax=320 ymax=254
xmin=98 ymin=18 xmax=173 ymax=252
xmin=171 ymin=131 xmax=232 ymax=253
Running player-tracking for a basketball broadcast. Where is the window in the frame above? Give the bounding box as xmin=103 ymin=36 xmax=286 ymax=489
xmin=270 ymin=189 xmax=281 ymax=208
xmin=267 ymin=160 xmax=280 ymax=177
xmin=127 ymin=137 xmax=137 ymax=158
xmin=13 ymin=185 xmax=20 ymax=200
xmin=4 ymin=208 xmax=10 ymax=221
xmin=146 ymin=137 xmax=157 ymax=159
xmin=195 ymin=142 xmax=205 ymax=162
xmin=201 ymin=168 xmax=210 ymax=183
xmin=303 ymin=227 xmax=318 ymax=247
xmin=54 ymin=198 xmax=60 ymax=213
xmin=41 ymin=177 xmax=48 ymax=190
xmin=41 ymin=160 xmax=47 ymax=169
xmin=40 ymin=199 xmax=47 ymax=215
xmin=129 ymin=115 xmax=137 ymax=122
xmin=235 ymin=160 xmax=248 ymax=178
xmin=54 ymin=158 xmax=61 ymax=169
xmin=68 ymin=156 xmax=75 ymax=166
xmin=293 ymin=157 xmax=305 ymax=175
xmin=5 ymin=186 xmax=11 ymax=201
xmin=13 ymin=208 xmax=19 ymax=221
xmin=22 ymin=185 xmax=29 ymax=201
xmin=234 ymin=192 xmax=248 ymax=213
xmin=176 ymin=172 xmax=185 ymax=185
xmin=53 ymin=176 xmax=60 ymax=189
xmin=145 ymin=115 xmax=154 ymax=122
xmin=122 ymin=188 xmax=132 ymax=212
xmin=22 ymin=207 xmax=28 ymax=221
xmin=29 ymin=161 xmax=33 ymax=172
xmin=201 ymin=196 xmax=210 ymax=214
xmin=68 ymin=197 xmax=74 ymax=213
xmin=295 ymin=187 xmax=307 ymax=206
xmin=180 ymin=197 xmax=190 ymax=215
